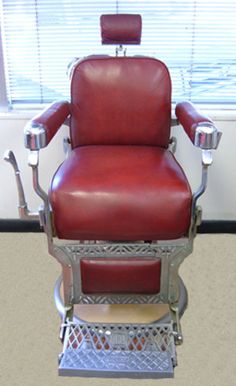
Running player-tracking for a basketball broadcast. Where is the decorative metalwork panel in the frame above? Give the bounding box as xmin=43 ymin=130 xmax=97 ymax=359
xmin=53 ymin=240 xmax=191 ymax=264
xmin=53 ymin=239 xmax=192 ymax=306
xmin=62 ymin=242 xmax=179 ymax=260
xmin=75 ymin=293 xmax=163 ymax=305
xmin=64 ymin=322 xmax=175 ymax=353
xmin=59 ymin=349 xmax=173 ymax=378
xmin=59 ymin=321 xmax=175 ymax=378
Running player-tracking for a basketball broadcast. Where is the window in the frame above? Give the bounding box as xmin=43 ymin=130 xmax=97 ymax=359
xmin=1 ymin=0 xmax=236 ymax=108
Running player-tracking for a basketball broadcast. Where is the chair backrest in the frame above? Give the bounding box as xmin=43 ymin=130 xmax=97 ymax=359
xmin=70 ymin=15 xmax=172 ymax=149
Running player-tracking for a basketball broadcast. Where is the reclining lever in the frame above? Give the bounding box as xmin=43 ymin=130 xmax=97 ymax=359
xmin=4 ymin=150 xmax=39 ymax=220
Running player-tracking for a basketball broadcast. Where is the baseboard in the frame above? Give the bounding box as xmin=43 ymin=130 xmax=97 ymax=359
xmin=0 ymin=219 xmax=236 ymax=234
xmin=197 ymin=220 xmax=236 ymax=234
xmin=0 ymin=219 xmax=42 ymax=232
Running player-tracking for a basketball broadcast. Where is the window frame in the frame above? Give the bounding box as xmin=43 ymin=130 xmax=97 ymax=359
xmin=0 ymin=30 xmax=8 ymax=112
xmin=1 ymin=1 xmax=236 ymax=112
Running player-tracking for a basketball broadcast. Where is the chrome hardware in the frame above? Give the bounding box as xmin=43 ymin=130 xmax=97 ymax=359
xmin=170 ymin=304 xmax=183 ymax=346
xmin=24 ymin=122 xmax=47 ymax=150
xmin=169 ymin=136 xmax=177 ymax=154
xmin=202 ymin=149 xmax=213 ymax=166
xmin=191 ymin=148 xmax=214 ymax=224
xmin=67 ymin=57 xmax=79 ymax=79
xmin=26 ymin=150 xmax=52 ymax=238
xmin=24 ymin=148 xmax=54 ymax=246
xmin=191 ymin=129 xmax=221 ymax=230
xmin=195 ymin=206 xmax=202 ymax=226
xmin=4 ymin=150 xmax=39 ymax=220
xmin=63 ymin=137 xmax=71 ymax=158
xmin=28 ymin=151 xmax=48 ymax=205
xmin=28 ymin=150 xmax=48 ymax=203
xmin=194 ymin=122 xmax=222 ymax=150
xmin=28 ymin=150 xmax=39 ymax=167
xmin=171 ymin=118 xmax=178 ymax=127
xmin=172 ymin=331 xmax=183 ymax=345
xmin=116 ymin=44 xmax=127 ymax=56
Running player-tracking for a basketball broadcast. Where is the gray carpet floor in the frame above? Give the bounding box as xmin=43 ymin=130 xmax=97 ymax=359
xmin=0 ymin=233 xmax=235 ymax=386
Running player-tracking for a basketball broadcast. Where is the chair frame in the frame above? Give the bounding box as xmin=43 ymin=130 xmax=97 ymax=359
xmin=5 ymin=117 xmax=218 ymax=337
xmin=4 ymin=48 xmax=222 ymax=377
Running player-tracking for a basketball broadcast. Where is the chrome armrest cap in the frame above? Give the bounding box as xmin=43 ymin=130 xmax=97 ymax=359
xmin=24 ymin=122 xmax=47 ymax=150
xmin=194 ymin=122 xmax=222 ymax=150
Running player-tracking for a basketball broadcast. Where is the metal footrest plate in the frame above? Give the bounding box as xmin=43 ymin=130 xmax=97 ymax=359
xmin=59 ymin=322 xmax=176 ymax=378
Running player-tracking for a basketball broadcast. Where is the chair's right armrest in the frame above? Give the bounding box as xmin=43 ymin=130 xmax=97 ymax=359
xmin=24 ymin=101 xmax=70 ymax=150
xmin=175 ymin=101 xmax=222 ymax=150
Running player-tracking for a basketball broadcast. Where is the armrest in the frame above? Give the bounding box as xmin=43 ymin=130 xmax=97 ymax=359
xmin=176 ymin=102 xmax=222 ymax=235
xmin=24 ymin=101 xmax=70 ymax=150
xmin=175 ymin=101 xmax=221 ymax=149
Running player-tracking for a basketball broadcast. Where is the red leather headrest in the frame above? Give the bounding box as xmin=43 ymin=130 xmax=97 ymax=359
xmin=100 ymin=14 xmax=142 ymax=45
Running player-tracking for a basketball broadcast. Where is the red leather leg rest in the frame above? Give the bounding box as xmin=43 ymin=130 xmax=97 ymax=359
xmin=80 ymin=258 xmax=161 ymax=294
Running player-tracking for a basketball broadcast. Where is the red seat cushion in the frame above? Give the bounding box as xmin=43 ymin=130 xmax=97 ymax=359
xmin=49 ymin=146 xmax=192 ymax=240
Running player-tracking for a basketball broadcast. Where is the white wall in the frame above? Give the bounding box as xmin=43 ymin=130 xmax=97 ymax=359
xmin=0 ymin=114 xmax=69 ymax=218
xmin=0 ymin=112 xmax=235 ymax=220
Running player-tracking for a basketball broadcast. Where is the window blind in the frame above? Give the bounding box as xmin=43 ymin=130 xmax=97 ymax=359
xmin=1 ymin=0 xmax=236 ymax=106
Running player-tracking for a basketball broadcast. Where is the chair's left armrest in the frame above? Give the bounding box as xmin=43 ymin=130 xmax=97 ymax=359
xmin=176 ymin=101 xmax=222 ymax=234
xmin=24 ymin=101 xmax=70 ymax=150
xmin=175 ymin=101 xmax=222 ymax=149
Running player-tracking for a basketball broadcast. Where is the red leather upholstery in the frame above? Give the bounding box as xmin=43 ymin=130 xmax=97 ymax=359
xmin=49 ymin=146 xmax=192 ymax=240
xmin=80 ymin=258 xmax=161 ymax=294
xmin=70 ymin=56 xmax=171 ymax=148
xmin=100 ymin=14 xmax=142 ymax=45
xmin=176 ymin=101 xmax=213 ymax=143
xmin=31 ymin=101 xmax=70 ymax=145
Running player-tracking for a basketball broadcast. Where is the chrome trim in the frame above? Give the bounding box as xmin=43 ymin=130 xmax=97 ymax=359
xmin=194 ymin=122 xmax=222 ymax=149
xmin=28 ymin=151 xmax=48 ymax=204
xmin=63 ymin=137 xmax=71 ymax=158
xmin=169 ymin=136 xmax=177 ymax=153
xmin=4 ymin=150 xmax=39 ymax=220
xmin=192 ymin=164 xmax=208 ymax=214
xmin=27 ymin=150 xmax=53 ymax=244
xmin=24 ymin=122 xmax=47 ymax=150
xmin=171 ymin=118 xmax=178 ymax=127
xmin=54 ymin=275 xmax=66 ymax=319
xmin=202 ymin=149 xmax=213 ymax=166
xmin=191 ymin=121 xmax=222 ymax=228
xmin=116 ymin=44 xmax=127 ymax=56
xmin=191 ymin=149 xmax=214 ymax=226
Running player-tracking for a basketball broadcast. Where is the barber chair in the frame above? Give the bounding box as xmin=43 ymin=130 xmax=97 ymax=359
xmin=5 ymin=14 xmax=222 ymax=379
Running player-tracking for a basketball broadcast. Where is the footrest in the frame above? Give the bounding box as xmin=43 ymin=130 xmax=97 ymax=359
xmin=59 ymin=322 xmax=176 ymax=378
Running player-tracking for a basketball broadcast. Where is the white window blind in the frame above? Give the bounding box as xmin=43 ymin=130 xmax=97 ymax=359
xmin=1 ymin=0 xmax=236 ymax=106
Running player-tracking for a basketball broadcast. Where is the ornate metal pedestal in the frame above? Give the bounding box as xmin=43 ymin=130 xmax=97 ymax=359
xmin=54 ymin=275 xmax=187 ymax=378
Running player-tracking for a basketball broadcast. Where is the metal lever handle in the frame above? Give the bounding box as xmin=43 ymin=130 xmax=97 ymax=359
xmin=4 ymin=149 xmax=39 ymax=220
